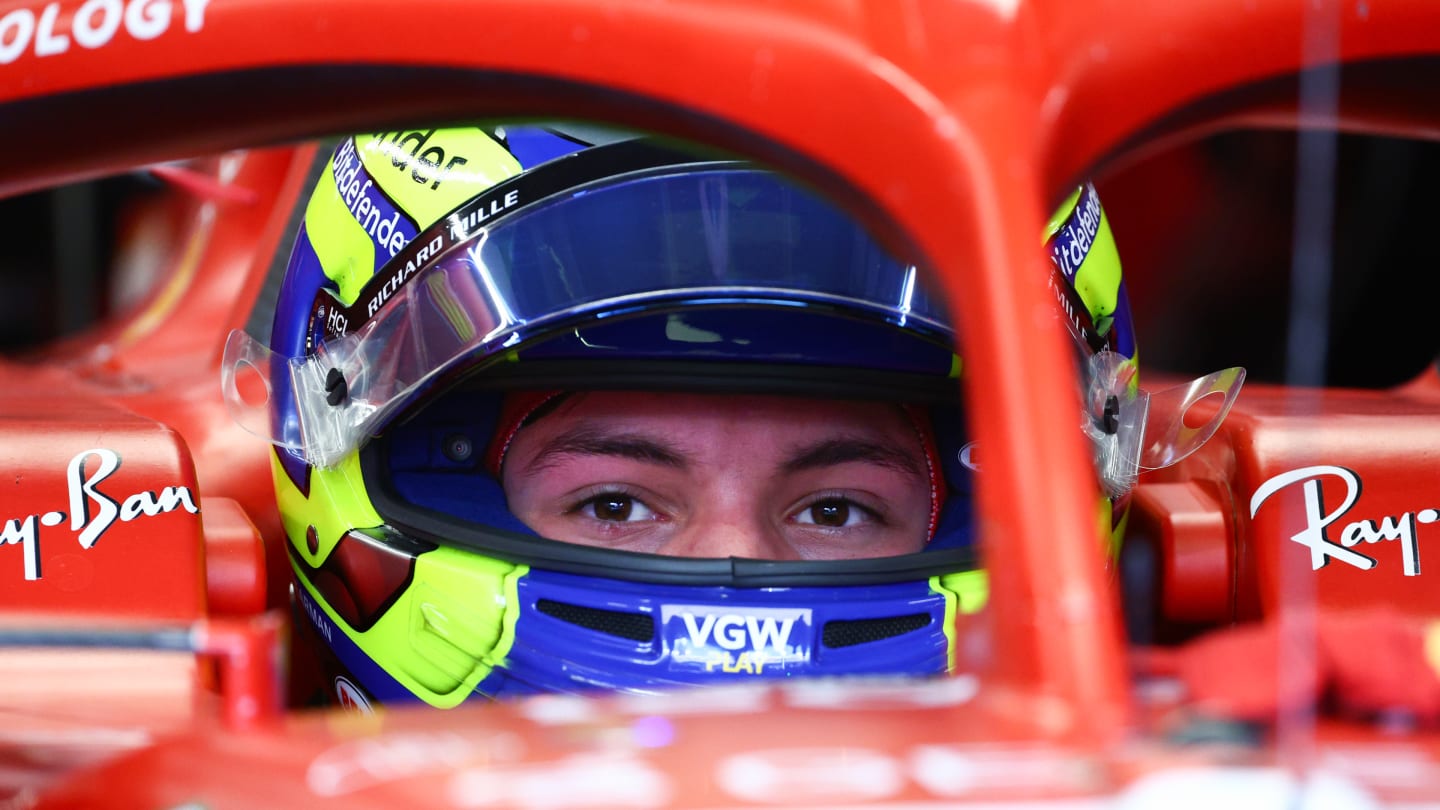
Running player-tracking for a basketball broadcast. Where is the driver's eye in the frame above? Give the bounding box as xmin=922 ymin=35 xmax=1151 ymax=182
xmin=811 ymin=500 xmax=850 ymax=526
xmin=579 ymin=494 xmax=655 ymax=522
xmin=595 ymin=496 xmax=634 ymax=521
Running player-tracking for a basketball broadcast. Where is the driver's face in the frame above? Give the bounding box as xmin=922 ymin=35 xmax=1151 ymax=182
xmin=500 ymin=392 xmax=933 ymax=560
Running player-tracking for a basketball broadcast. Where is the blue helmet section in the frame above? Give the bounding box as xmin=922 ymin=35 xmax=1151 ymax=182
xmin=491 ymin=571 xmax=951 ymax=695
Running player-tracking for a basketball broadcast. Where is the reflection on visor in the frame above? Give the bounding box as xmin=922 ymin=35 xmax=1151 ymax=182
xmin=224 ymin=166 xmax=948 ymax=467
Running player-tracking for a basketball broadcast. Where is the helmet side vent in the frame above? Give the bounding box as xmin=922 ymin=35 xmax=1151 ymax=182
xmin=536 ymin=599 xmax=655 ymax=642
xmin=822 ymin=614 xmax=931 ymax=648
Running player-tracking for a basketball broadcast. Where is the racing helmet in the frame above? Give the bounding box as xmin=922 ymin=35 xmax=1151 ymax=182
xmin=223 ymin=126 xmax=1240 ymax=707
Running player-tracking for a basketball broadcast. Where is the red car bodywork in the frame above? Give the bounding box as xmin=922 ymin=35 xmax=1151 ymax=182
xmin=1 ymin=0 xmax=1439 ymax=805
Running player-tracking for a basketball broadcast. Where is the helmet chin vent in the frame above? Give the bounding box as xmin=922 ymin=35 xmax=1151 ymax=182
xmin=822 ymin=613 xmax=931 ymax=648
xmin=536 ymin=599 xmax=655 ymax=642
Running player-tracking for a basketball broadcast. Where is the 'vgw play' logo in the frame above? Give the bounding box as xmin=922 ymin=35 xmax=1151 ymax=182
xmin=663 ymin=606 xmax=810 ymax=675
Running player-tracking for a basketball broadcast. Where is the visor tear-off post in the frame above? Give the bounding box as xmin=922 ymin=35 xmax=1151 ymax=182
xmin=325 ymin=368 xmax=348 ymax=407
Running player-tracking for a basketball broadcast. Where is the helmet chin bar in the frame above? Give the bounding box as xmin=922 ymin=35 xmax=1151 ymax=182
xmin=1085 ymin=351 xmax=1246 ymax=498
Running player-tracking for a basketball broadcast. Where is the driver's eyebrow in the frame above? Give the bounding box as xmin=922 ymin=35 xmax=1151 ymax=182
xmin=780 ymin=437 xmax=923 ymax=477
xmin=519 ymin=425 xmax=691 ymax=478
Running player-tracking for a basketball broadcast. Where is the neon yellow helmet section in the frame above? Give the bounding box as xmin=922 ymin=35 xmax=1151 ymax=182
xmin=273 ymin=127 xmax=535 ymax=708
xmin=275 ymin=452 xmax=525 ymax=707
xmin=931 ymin=572 xmax=988 ymax=672
xmin=272 ymin=453 xmax=378 ymax=566
xmin=1045 ymin=185 xmax=1122 ymax=334
xmin=305 ymin=129 xmax=523 ymax=306
xmin=1042 ymin=183 xmax=1141 ymax=554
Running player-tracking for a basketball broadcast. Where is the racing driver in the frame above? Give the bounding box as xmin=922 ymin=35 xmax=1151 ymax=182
xmin=223 ymin=125 xmax=1241 ymax=708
